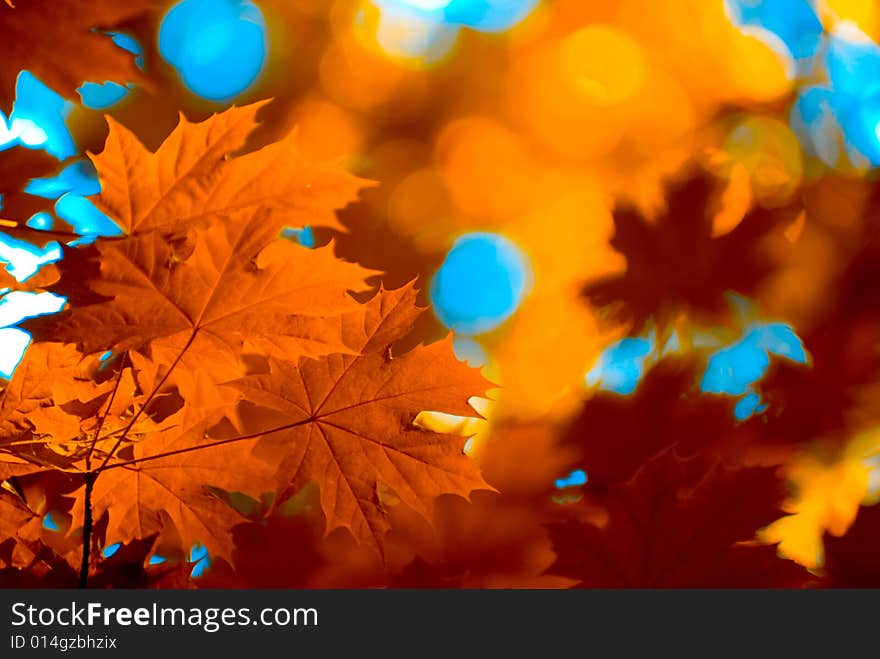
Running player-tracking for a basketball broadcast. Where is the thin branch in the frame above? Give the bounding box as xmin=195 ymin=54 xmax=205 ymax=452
xmin=1 ymin=439 xmax=79 ymax=448
xmin=97 ymin=329 xmax=199 ymax=471
xmin=93 ymin=426 xmax=131 ymax=442
xmin=78 ymin=472 xmax=96 ymax=589
xmin=96 ymin=418 xmax=310 ymax=473
xmin=85 ymin=351 xmax=129 ymax=469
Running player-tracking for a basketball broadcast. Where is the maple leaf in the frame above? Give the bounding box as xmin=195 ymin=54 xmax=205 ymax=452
xmin=0 ymin=454 xmax=45 ymax=480
xmin=584 ymin=169 xmax=794 ymax=331
xmin=0 ymin=0 xmax=151 ymax=111
xmin=74 ymin=386 xmax=276 ymax=565
xmin=0 ymin=481 xmax=79 ymax=584
xmin=0 ymin=526 xmax=79 ymax=587
xmin=24 ymin=210 xmax=374 ymax=387
xmin=0 ymin=489 xmax=34 ymax=556
xmin=547 ymin=450 xmax=811 ymax=587
xmin=0 ymin=342 xmax=161 ymax=460
xmin=336 ymin=279 xmax=423 ymax=354
xmin=231 ymin=283 xmax=492 ymax=552
xmin=25 ymin=351 xmax=181 ymax=459
xmin=0 ymin=342 xmax=84 ymax=446
xmin=89 ymin=102 xmax=371 ymax=237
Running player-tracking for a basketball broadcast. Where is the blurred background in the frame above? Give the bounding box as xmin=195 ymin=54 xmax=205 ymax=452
xmin=4 ymin=0 xmax=880 ymax=581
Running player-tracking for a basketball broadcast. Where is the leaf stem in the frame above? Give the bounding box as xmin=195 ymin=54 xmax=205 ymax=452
xmin=96 ymin=418 xmax=309 ymax=473
xmin=85 ymin=351 xmax=128 ymax=470
xmin=97 ymin=329 xmax=198 ymax=471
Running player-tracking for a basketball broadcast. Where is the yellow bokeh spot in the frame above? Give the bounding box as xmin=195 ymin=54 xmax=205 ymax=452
xmin=387 ymin=167 xmax=455 ymax=249
xmin=509 ymin=43 xmax=627 ymax=158
xmin=762 ymin=429 xmax=880 ymax=569
xmin=435 ymin=117 xmax=535 ymax=222
xmin=723 ymin=116 xmax=804 ymax=206
xmin=712 ymin=161 xmax=753 ymax=237
xmin=559 ymin=25 xmax=648 ymax=106
xmin=290 ymin=97 xmax=363 ymax=161
xmin=320 ymin=32 xmax=421 ymax=111
xmin=821 ymin=0 xmax=879 ymax=40
xmin=725 ymin=27 xmax=795 ymax=102
xmin=623 ymin=68 xmax=695 ymax=151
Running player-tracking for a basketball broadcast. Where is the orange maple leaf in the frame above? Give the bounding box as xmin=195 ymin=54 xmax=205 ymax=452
xmin=24 ymin=210 xmax=375 ymax=388
xmin=80 ymin=393 xmax=276 ymax=565
xmin=0 ymin=342 xmax=83 ymax=446
xmin=0 ymin=455 xmax=45 ymax=480
xmin=0 ymin=489 xmax=36 ymax=567
xmin=0 ymin=490 xmax=32 ymax=539
xmin=231 ymin=283 xmax=493 ymax=552
xmin=89 ymin=102 xmax=371 ymax=236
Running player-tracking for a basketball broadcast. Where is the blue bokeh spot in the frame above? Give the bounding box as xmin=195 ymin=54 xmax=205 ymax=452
xmin=79 ymin=82 xmax=131 ymax=110
xmin=24 ymin=160 xmax=121 ymax=238
xmin=430 ymin=232 xmax=530 ymax=335
xmin=786 ymin=23 xmax=880 ymax=168
xmin=702 ymin=322 xmax=807 ymax=396
xmin=702 ymin=322 xmax=806 ymax=418
xmin=0 ymin=233 xmax=63 ymax=283
xmin=790 ymin=85 xmax=843 ymax=167
xmin=726 ymin=0 xmax=823 ymax=61
xmin=159 ymin=0 xmax=268 ymax=102
xmin=376 ymin=0 xmax=537 ymax=32
xmin=452 ymin=335 xmax=489 ymax=366
xmin=555 ymin=469 xmax=588 ymax=490
xmin=586 ymin=336 xmax=654 ymax=395
xmin=734 ymin=389 xmax=769 ymax=420
xmin=2 ymin=72 xmax=75 ymax=160
xmin=26 ymin=212 xmax=53 ymax=231
xmin=26 ymin=160 xmax=101 ymax=199
xmin=55 ymin=195 xmax=122 ymax=238
xmin=444 ymin=0 xmax=538 ymax=32
xmin=702 ymin=333 xmax=770 ymax=396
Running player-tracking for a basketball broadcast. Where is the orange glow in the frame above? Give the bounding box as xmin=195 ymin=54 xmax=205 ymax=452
xmin=559 ymin=26 xmax=647 ymax=106
xmin=436 ymin=117 xmax=535 ymax=222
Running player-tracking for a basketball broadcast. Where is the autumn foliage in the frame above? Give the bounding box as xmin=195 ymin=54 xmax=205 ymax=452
xmin=0 ymin=96 xmax=493 ymax=585
xmin=2 ymin=0 xmax=880 ymax=589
